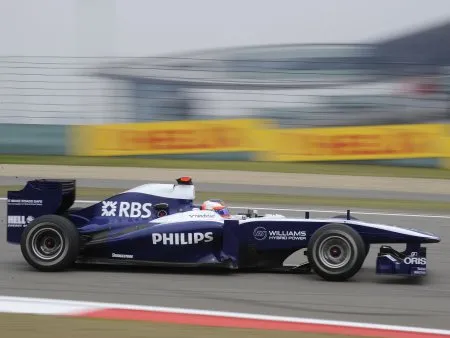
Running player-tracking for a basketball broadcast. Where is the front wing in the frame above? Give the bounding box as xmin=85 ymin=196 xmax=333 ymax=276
xmin=376 ymin=244 xmax=428 ymax=276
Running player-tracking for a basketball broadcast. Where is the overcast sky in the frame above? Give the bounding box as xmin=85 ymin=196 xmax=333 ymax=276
xmin=0 ymin=0 xmax=449 ymax=57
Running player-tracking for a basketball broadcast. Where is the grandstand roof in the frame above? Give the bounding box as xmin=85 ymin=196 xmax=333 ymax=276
xmin=91 ymin=21 xmax=450 ymax=87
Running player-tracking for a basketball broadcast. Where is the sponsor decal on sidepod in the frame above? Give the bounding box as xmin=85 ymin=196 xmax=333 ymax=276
xmin=188 ymin=212 xmax=217 ymax=219
xmin=101 ymin=201 xmax=152 ymax=218
xmin=7 ymin=199 xmax=43 ymax=206
xmin=112 ymin=253 xmax=134 ymax=259
xmin=253 ymin=227 xmax=306 ymax=241
xmin=152 ymin=232 xmax=214 ymax=245
xmin=7 ymin=215 xmax=35 ymax=228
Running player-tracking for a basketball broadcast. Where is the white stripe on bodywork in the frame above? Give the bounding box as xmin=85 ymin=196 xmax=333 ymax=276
xmin=0 ymin=197 xmax=444 ymax=238
xmin=239 ymin=218 xmax=439 ymax=240
xmin=1 ymin=197 xmax=450 ymax=220
xmin=124 ymin=183 xmax=195 ymax=200
xmin=149 ymin=209 xmax=223 ymax=223
xmin=227 ymin=206 xmax=450 ymax=220
xmin=383 ymin=254 xmax=399 ymax=262
xmin=149 ymin=209 xmax=439 ymax=240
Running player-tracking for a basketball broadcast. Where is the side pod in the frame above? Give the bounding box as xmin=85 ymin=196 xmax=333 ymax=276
xmin=221 ymin=219 xmax=240 ymax=268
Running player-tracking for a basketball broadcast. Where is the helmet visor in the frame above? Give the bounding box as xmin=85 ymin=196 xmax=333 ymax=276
xmin=216 ymin=207 xmax=231 ymax=218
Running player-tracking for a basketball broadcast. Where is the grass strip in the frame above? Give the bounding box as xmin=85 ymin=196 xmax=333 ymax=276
xmin=0 ymin=313 xmax=365 ymax=338
xmin=1 ymin=154 xmax=449 ymax=179
xmin=1 ymin=186 xmax=448 ymax=212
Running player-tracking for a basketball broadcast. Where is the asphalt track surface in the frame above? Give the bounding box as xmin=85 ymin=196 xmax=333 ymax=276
xmin=1 ymin=200 xmax=450 ymax=330
xmin=1 ymin=176 xmax=449 ymax=202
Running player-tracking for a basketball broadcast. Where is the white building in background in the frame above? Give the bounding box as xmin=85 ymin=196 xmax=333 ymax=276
xmin=88 ymin=38 xmax=448 ymax=127
xmin=0 ymin=0 xmax=448 ymax=126
xmin=0 ymin=40 xmax=447 ymax=127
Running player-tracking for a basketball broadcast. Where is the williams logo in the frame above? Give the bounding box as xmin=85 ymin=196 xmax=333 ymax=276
xmin=253 ymin=227 xmax=306 ymax=241
xmin=253 ymin=227 xmax=267 ymax=240
xmin=152 ymin=232 xmax=213 ymax=245
xmin=268 ymin=230 xmax=307 ymax=240
xmin=101 ymin=201 xmax=152 ymax=218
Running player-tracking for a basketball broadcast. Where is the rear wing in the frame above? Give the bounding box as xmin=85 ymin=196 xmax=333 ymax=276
xmin=6 ymin=179 xmax=76 ymax=244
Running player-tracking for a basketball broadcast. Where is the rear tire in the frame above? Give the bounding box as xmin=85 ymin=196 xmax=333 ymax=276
xmin=20 ymin=215 xmax=80 ymax=272
xmin=307 ymin=223 xmax=366 ymax=281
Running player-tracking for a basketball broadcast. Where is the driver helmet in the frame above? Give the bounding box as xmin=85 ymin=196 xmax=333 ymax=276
xmin=201 ymin=199 xmax=231 ymax=218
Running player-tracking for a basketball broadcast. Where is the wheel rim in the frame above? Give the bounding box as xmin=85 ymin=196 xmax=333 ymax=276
xmin=30 ymin=227 xmax=64 ymax=261
xmin=317 ymin=235 xmax=353 ymax=269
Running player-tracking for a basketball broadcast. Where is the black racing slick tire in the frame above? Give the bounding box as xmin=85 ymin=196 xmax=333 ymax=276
xmin=20 ymin=215 xmax=80 ymax=272
xmin=307 ymin=223 xmax=366 ymax=282
xmin=331 ymin=214 xmax=370 ymax=258
xmin=332 ymin=214 xmax=358 ymax=221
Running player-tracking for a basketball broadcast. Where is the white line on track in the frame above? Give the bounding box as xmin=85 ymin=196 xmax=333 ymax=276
xmin=1 ymin=296 xmax=450 ymax=336
xmin=1 ymin=197 xmax=449 ymax=219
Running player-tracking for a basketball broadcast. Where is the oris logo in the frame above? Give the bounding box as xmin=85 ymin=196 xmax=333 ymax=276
xmin=403 ymin=257 xmax=427 ymax=265
xmin=253 ymin=227 xmax=267 ymax=240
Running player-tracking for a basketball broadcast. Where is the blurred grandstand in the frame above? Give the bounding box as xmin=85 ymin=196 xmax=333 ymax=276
xmin=0 ymin=21 xmax=449 ymax=127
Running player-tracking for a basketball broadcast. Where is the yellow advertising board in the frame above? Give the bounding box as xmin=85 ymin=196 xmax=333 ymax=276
xmin=265 ymin=123 xmax=448 ymax=162
xmin=441 ymin=124 xmax=450 ymax=169
xmin=71 ymin=119 xmax=272 ymax=156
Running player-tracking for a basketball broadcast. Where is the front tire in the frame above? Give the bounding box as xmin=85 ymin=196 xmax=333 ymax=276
xmin=20 ymin=215 xmax=80 ymax=272
xmin=307 ymin=223 xmax=366 ymax=281
xmin=331 ymin=214 xmax=370 ymax=258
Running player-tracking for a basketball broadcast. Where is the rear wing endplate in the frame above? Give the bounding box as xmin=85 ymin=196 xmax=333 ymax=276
xmin=6 ymin=179 xmax=76 ymax=244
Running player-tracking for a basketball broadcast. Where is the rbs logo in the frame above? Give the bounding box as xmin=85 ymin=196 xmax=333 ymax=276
xmin=101 ymin=200 xmax=152 ymax=218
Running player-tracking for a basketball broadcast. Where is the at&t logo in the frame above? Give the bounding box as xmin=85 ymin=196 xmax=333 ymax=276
xmin=253 ymin=227 xmax=267 ymax=240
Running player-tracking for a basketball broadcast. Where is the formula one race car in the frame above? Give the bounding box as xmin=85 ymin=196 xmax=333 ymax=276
xmin=6 ymin=177 xmax=441 ymax=281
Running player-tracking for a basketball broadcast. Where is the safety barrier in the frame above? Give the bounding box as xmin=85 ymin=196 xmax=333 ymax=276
xmin=442 ymin=124 xmax=450 ymax=169
xmin=259 ymin=123 xmax=448 ymax=162
xmin=69 ymin=119 xmax=273 ymax=157
xmin=0 ymin=120 xmax=449 ymax=168
xmin=0 ymin=124 xmax=68 ymax=155
xmin=69 ymin=119 xmax=450 ymax=167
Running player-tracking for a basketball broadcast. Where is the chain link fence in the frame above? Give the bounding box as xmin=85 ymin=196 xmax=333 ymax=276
xmin=0 ymin=54 xmax=449 ymax=127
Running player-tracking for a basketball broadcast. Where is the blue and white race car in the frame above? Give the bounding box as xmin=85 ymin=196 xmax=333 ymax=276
xmin=6 ymin=177 xmax=440 ymax=281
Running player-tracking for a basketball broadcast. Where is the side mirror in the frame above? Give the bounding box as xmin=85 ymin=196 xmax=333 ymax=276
xmin=246 ymin=209 xmax=259 ymax=217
